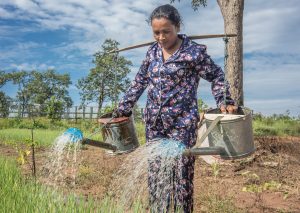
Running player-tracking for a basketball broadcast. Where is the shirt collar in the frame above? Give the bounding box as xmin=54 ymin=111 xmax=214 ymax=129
xmin=177 ymin=34 xmax=193 ymax=53
xmin=154 ymin=34 xmax=192 ymax=63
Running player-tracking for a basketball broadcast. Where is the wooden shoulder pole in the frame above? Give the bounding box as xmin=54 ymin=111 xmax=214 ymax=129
xmin=108 ymin=33 xmax=237 ymax=54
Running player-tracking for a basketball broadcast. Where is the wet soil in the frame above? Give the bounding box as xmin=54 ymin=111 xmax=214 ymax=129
xmin=1 ymin=136 xmax=300 ymax=212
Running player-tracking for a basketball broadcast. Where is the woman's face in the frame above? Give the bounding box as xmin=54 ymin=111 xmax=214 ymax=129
xmin=151 ymin=17 xmax=179 ymax=50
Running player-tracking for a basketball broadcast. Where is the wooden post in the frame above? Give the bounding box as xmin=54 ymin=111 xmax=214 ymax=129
xmin=66 ymin=108 xmax=70 ymax=120
xmin=75 ymin=106 xmax=78 ymax=124
xmin=83 ymin=106 xmax=86 ymax=120
xmin=31 ymin=128 xmax=36 ymax=178
xmin=90 ymin=107 xmax=93 ymax=120
xmin=17 ymin=104 xmax=21 ymax=118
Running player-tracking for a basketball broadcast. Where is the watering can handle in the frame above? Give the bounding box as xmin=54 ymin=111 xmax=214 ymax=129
xmin=196 ymin=115 xmax=224 ymax=147
xmin=197 ymin=112 xmax=206 ymax=128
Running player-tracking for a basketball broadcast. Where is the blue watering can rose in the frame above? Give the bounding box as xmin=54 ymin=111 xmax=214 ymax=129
xmin=63 ymin=128 xmax=83 ymax=143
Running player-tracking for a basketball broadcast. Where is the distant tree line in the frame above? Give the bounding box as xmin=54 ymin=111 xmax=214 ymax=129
xmin=0 ymin=69 xmax=72 ymax=119
xmin=0 ymin=39 xmax=132 ymax=120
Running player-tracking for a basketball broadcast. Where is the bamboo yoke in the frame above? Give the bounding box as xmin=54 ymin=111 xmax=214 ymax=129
xmin=108 ymin=33 xmax=237 ymax=53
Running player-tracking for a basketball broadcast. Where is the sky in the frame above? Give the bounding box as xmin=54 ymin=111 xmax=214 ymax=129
xmin=0 ymin=0 xmax=300 ymax=116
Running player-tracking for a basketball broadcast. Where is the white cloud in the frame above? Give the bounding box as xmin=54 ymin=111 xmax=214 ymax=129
xmin=1 ymin=0 xmax=300 ymax=116
xmin=10 ymin=62 xmax=55 ymax=71
xmin=244 ymin=1 xmax=300 ymax=54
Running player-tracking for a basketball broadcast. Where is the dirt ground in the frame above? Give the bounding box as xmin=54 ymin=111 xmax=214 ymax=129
xmin=1 ymin=136 xmax=300 ymax=213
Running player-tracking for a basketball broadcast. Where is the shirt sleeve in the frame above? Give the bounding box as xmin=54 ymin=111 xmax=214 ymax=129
xmin=195 ymin=45 xmax=235 ymax=107
xmin=116 ymin=50 xmax=151 ymax=116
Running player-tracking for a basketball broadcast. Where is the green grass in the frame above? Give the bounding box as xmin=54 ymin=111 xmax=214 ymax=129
xmin=135 ymin=121 xmax=146 ymax=145
xmin=0 ymin=156 xmax=147 ymax=212
xmin=0 ymin=128 xmax=62 ymax=147
xmin=0 ymin=128 xmax=105 ymax=147
xmin=253 ymin=114 xmax=300 ymax=136
xmin=0 ymin=117 xmax=146 ymax=147
xmin=0 ymin=117 xmax=100 ymax=131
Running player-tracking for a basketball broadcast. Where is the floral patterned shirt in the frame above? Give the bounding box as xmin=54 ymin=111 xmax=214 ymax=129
xmin=117 ymin=34 xmax=234 ymax=131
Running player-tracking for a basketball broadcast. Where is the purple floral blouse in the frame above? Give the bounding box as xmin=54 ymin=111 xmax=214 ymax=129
xmin=117 ymin=34 xmax=234 ymax=136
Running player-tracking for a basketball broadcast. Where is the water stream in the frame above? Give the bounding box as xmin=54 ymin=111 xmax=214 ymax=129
xmin=42 ymin=133 xmax=81 ymax=189
xmin=41 ymin=129 xmax=188 ymax=211
xmin=109 ymin=138 xmax=186 ymax=211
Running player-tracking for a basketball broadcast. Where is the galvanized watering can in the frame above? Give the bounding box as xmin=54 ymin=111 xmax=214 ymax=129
xmin=96 ymin=112 xmax=139 ymax=153
xmin=64 ymin=108 xmax=255 ymax=159
xmin=183 ymin=107 xmax=256 ymax=159
xmin=64 ymin=112 xmax=139 ymax=154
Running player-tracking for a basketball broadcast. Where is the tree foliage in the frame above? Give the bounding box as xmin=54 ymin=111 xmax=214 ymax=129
xmin=0 ymin=71 xmax=9 ymax=87
xmin=0 ymin=91 xmax=11 ymax=118
xmin=170 ymin=0 xmax=207 ymax=10
xmin=77 ymin=39 xmax=132 ymax=114
xmin=198 ymin=98 xmax=209 ymax=112
xmin=46 ymin=96 xmax=64 ymax=121
xmin=6 ymin=70 xmax=72 ymax=117
xmin=26 ymin=70 xmax=73 ymax=109
xmin=0 ymin=71 xmax=11 ymax=117
xmin=8 ymin=71 xmax=31 ymax=116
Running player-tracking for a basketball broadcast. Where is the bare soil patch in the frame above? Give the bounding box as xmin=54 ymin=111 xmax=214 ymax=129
xmin=1 ymin=136 xmax=300 ymax=212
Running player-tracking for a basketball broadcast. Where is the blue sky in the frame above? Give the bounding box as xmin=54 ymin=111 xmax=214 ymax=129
xmin=1 ymin=0 xmax=300 ymax=116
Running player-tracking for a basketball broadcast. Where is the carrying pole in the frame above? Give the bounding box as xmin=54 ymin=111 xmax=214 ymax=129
xmin=108 ymin=33 xmax=237 ymax=54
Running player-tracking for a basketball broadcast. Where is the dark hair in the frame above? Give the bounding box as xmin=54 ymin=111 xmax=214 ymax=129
xmin=148 ymin=4 xmax=182 ymax=27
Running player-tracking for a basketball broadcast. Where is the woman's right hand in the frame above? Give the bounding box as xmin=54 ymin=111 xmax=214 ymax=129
xmin=112 ymin=109 xmax=122 ymax=118
xmin=220 ymin=104 xmax=238 ymax=114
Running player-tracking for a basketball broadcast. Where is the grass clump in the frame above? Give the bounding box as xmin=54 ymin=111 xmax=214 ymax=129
xmin=253 ymin=113 xmax=300 ymax=136
xmin=0 ymin=156 xmax=95 ymax=212
xmin=0 ymin=156 xmax=149 ymax=212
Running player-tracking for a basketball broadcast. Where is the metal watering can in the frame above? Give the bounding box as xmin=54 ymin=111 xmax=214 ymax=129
xmin=64 ymin=108 xmax=255 ymax=159
xmin=183 ymin=107 xmax=256 ymax=159
xmin=64 ymin=112 xmax=139 ymax=154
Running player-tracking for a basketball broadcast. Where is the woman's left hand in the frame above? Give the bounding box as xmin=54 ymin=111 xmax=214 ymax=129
xmin=220 ymin=104 xmax=238 ymax=114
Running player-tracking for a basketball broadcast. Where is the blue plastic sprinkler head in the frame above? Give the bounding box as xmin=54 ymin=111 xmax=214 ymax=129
xmin=63 ymin=128 xmax=83 ymax=143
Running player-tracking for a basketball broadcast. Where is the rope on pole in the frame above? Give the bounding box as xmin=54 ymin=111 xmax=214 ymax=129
xmin=223 ymin=36 xmax=229 ymax=107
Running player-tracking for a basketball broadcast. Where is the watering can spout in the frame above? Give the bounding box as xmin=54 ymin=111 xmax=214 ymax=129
xmin=82 ymin=138 xmax=117 ymax=151
xmin=182 ymin=147 xmax=225 ymax=156
xmin=63 ymin=128 xmax=117 ymax=151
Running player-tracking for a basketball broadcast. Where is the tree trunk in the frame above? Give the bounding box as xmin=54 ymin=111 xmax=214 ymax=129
xmin=97 ymin=90 xmax=104 ymax=116
xmin=217 ymin=0 xmax=244 ymax=106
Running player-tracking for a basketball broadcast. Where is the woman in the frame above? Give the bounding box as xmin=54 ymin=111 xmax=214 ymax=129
xmin=115 ymin=4 xmax=237 ymax=213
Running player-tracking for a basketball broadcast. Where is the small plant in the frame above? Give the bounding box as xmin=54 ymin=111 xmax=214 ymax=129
xmin=15 ymin=144 xmax=31 ymax=165
xmin=14 ymin=136 xmax=38 ymax=177
xmin=211 ymin=162 xmax=221 ymax=180
xmin=78 ymin=164 xmax=93 ymax=179
xmin=241 ymin=171 xmax=284 ymax=211
xmin=241 ymin=170 xmax=283 ymax=192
